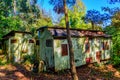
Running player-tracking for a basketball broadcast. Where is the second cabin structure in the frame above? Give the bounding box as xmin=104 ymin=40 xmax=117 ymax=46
xmin=37 ymin=26 xmax=112 ymax=71
xmin=2 ymin=31 xmax=35 ymax=63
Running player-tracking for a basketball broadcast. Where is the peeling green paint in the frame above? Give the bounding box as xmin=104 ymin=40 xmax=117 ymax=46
xmin=3 ymin=32 xmax=34 ymax=63
xmin=38 ymin=29 xmax=112 ymax=71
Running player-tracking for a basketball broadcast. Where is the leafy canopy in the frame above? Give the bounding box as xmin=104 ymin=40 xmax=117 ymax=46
xmin=84 ymin=10 xmax=111 ymax=24
xmin=49 ymin=0 xmax=76 ymax=14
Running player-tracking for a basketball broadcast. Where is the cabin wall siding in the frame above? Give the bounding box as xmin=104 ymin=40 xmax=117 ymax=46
xmin=54 ymin=39 xmax=70 ymax=71
xmin=39 ymin=29 xmax=54 ymax=68
xmin=3 ymin=33 xmax=34 ymax=63
xmin=37 ymin=27 xmax=112 ymax=71
xmin=54 ymin=37 xmax=112 ymax=71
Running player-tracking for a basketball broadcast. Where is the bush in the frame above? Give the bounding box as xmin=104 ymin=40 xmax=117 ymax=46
xmin=111 ymin=54 xmax=120 ymax=67
xmin=104 ymin=26 xmax=120 ymax=67
xmin=23 ymin=54 xmax=38 ymax=64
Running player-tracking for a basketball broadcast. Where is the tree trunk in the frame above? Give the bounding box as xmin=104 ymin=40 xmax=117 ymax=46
xmin=63 ymin=0 xmax=78 ymax=80
xmin=91 ymin=21 xmax=94 ymax=30
xmin=13 ymin=0 xmax=17 ymax=15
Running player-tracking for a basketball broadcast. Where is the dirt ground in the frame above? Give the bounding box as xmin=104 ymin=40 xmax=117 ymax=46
xmin=0 ymin=63 xmax=120 ymax=80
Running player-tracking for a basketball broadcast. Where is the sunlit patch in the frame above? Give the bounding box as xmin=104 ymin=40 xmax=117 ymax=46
xmin=6 ymin=65 xmax=17 ymax=71
xmin=114 ymin=71 xmax=120 ymax=78
xmin=0 ymin=72 xmax=6 ymax=77
xmin=14 ymin=72 xmax=24 ymax=77
xmin=0 ymin=66 xmax=6 ymax=70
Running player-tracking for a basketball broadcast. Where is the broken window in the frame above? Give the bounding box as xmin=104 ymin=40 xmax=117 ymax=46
xmin=61 ymin=44 xmax=68 ymax=56
xmin=46 ymin=39 xmax=53 ymax=47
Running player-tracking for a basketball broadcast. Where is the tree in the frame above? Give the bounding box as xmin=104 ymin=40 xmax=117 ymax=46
xmin=0 ymin=16 xmax=23 ymax=39
xmin=84 ymin=10 xmax=111 ymax=30
xmin=59 ymin=0 xmax=91 ymax=29
xmin=104 ymin=25 xmax=120 ymax=67
xmin=103 ymin=0 xmax=120 ymax=67
xmin=102 ymin=7 xmax=120 ymax=28
xmin=0 ymin=0 xmax=53 ymax=38
xmin=109 ymin=0 xmax=120 ymax=4
xmin=49 ymin=0 xmax=78 ymax=80
xmin=0 ymin=0 xmax=13 ymax=17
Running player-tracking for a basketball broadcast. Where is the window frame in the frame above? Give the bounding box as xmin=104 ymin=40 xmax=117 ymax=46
xmin=46 ymin=39 xmax=53 ymax=47
xmin=61 ymin=44 xmax=68 ymax=56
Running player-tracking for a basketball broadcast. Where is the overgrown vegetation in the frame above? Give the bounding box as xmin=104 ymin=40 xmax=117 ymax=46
xmin=104 ymin=10 xmax=120 ymax=67
xmin=0 ymin=0 xmax=120 ymax=79
xmin=0 ymin=0 xmax=53 ymax=39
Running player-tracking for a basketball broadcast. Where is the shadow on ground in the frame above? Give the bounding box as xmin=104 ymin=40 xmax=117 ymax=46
xmin=0 ymin=63 xmax=120 ymax=80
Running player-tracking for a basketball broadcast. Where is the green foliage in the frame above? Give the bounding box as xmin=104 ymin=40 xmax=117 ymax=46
xmin=23 ymin=54 xmax=38 ymax=64
xmin=104 ymin=26 xmax=120 ymax=67
xmin=0 ymin=16 xmax=23 ymax=39
xmin=0 ymin=55 xmax=9 ymax=65
xmin=59 ymin=0 xmax=91 ymax=29
xmin=111 ymin=54 xmax=120 ymax=66
xmin=111 ymin=11 xmax=120 ymax=29
xmin=103 ymin=9 xmax=120 ymax=67
xmin=0 ymin=0 xmax=53 ymax=39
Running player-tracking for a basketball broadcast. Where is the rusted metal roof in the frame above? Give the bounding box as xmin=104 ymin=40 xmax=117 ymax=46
xmin=37 ymin=26 xmax=111 ymax=38
xmin=49 ymin=28 xmax=111 ymax=38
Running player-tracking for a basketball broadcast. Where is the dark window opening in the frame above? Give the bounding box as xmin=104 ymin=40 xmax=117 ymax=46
xmin=46 ymin=39 xmax=53 ymax=47
xmin=29 ymin=39 xmax=34 ymax=43
xmin=11 ymin=39 xmax=18 ymax=43
xmin=61 ymin=44 xmax=68 ymax=56
xmin=102 ymin=42 xmax=105 ymax=50
xmin=85 ymin=37 xmax=90 ymax=53
xmin=85 ymin=42 xmax=90 ymax=52
xmin=36 ymin=40 xmax=40 ymax=45
xmin=103 ymin=41 xmax=109 ymax=50
xmin=85 ymin=42 xmax=90 ymax=53
xmin=96 ymin=51 xmax=101 ymax=60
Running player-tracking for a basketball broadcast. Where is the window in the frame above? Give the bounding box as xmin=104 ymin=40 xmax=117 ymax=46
xmin=11 ymin=39 xmax=18 ymax=43
xmin=102 ymin=42 xmax=105 ymax=50
xmin=85 ymin=37 xmax=90 ymax=53
xmin=96 ymin=51 xmax=101 ymax=60
xmin=46 ymin=39 xmax=53 ymax=47
xmin=36 ymin=40 xmax=40 ymax=45
xmin=29 ymin=39 xmax=34 ymax=43
xmin=103 ymin=41 xmax=109 ymax=50
xmin=61 ymin=44 xmax=68 ymax=56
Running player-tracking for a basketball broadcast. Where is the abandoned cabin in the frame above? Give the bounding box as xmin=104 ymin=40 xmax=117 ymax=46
xmin=37 ymin=26 xmax=112 ymax=71
xmin=2 ymin=31 xmax=34 ymax=63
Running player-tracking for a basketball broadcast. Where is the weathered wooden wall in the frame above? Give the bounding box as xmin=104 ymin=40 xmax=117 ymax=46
xmin=38 ymin=27 xmax=112 ymax=71
xmin=39 ymin=28 xmax=54 ymax=69
xmin=4 ymin=33 xmax=34 ymax=63
xmin=54 ymin=37 xmax=112 ymax=71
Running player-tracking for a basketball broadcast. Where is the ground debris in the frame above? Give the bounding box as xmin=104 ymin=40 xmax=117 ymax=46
xmin=0 ymin=64 xmax=120 ymax=80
